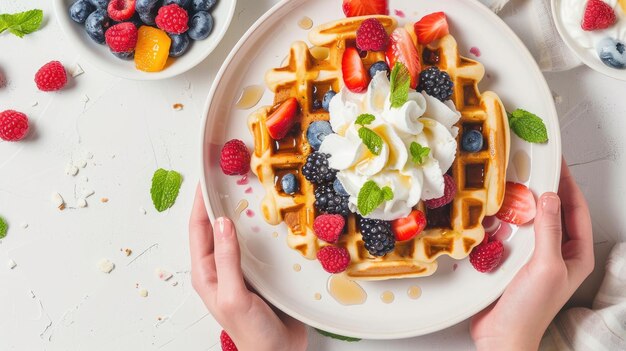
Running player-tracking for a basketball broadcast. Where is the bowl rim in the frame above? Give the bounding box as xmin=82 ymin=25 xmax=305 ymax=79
xmin=52 ymin=0 xmax=237 ymax=80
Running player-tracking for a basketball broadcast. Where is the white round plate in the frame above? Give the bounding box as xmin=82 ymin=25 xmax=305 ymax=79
xmin=52 ymin=0 xmax=236 ymax=80
xmin=552 ymin=0 xmax=626 ymax=81
xmin=201 ymin=0 xmax=561 ymax=339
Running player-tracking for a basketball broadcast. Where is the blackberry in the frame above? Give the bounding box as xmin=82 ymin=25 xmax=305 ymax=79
xmin=314 ymin=183 xmax=350 ymax=216
xmin=417 ymin=66 xmax=454 ymax=102
xmin=302 ymin=152 xmax=336 ymax=184
xmin=359 ymin=217 xmax=395 ymax=257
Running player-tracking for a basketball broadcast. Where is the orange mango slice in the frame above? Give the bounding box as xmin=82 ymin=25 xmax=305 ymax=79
xmin=135 ymin=26 xmax=171 ymax=72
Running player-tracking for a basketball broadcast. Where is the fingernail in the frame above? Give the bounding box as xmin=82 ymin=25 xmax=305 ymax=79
xmin=215 ymin=217 xmax=232 ymax=238
xmin=542 ymin=195 xmax=560 ymax=215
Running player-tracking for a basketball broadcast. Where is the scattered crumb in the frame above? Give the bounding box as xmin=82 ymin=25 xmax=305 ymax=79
xmin=157 ymin=316 xmax=163 ymax=321
xmin=135 ymin=283 xmax=140 ymax=288
xmin=100 ymin=198 xmax=109 ymax=203
xmin=123 ymin=248 xmax=132 ymax=256
xmin=139 ymin=207 xmax=147 ymax=215
xmin=7 ymin=259 xmax=17 ymax=269
xmin=51 ymin=192 xmax=65 ymax=210
xmin=77 ymin=159 xmax=88 ymax=168
xmin=138 ymin=289 xmax=148 ymax=297
xmin=110 ymin=154 xmax=116 ymax=159
xmin=70 ymin=63 xmax=84 ymax=77
xmin=31 ymin=101 xmax=38 ymax=107
xmin=172 ymin=103 xmax=184 ymax=111
xmin=65 ymin=164 xmax=79 ymax=176
xmin=98 ymin=259 xmax=115 ymax=273
xmin=77 ymin=198 xmax=88 ymax=208
xmin=20 ymin=222 xmax=28 ymax=229
xmin=155 ymin=268 xmax=173 ymax=282
xmin=82 ymin=189 xmax=95 ymax=198
xmin=171 ymin=281 xmax=178 ymax=287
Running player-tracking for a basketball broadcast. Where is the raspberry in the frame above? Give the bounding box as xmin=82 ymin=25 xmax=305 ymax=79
xmin=316 ymin=245 xmax=350 ymax=273
xmin=0 ymin=110 xmax=29 ymax=141
xmin=425 ymin=174 xmax=456 ymax=209
xmin=220 ymin=330 xmax=238 ymax=351
xmin=155 ymin=4 xmax=189 ymax=34
xmin=469 ymin=240 xmax=504 ymax=273
xmin=34 ymin=61 xmax=67 ymax=92
xmin=313 ymin=214 xmax=345 ymax=243
xmin=582 ymin=0 xmax=616 ymax=31
xmin=220 ymin=139 xmax=251 ymax=175
xmin=105 ymin=22 xmax=138 ymax=53
xmin=356 ymin=18 xmax=389 ymax=51
xmin=107 ymin=0 xmax=136 ymax=22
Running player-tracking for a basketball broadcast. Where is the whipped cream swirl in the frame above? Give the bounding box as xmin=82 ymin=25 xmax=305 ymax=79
xmin=319 ymin=72 xmax=461 ymax=221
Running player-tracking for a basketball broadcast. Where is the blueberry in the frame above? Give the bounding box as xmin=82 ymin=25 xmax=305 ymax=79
xmin=129 ymin=14 xmax=144 ymax=28
xmin=369 ymin=61 xmax=390 ymax=78
xmin=313 ymin=100 xmax=322 ymax=110
xmin=112 ymin=51 xmax=135 ymax=60
xmin=84 ymin=9 xmax=110 ymax=44
xmin=192 ymin=0 xmax=217 ymax=12
xmin=306 ymin=121 xmax=333 ymax=150
xmin=88 ymin=0 xmax=108 ymax=8
xmin=188 ymin=11 xmax=213 ymax=40
xmin=322 ymin=90 xmax=336 ymax=111
xmin=136 ymin=0 xmax=160 ymax=25
xmin=70 ymin=0 xmax=95 ymax=24
xmin=168 ymin=33 xmax=191 ymax=57
xmin=163 ymin=0 xmax=192 ymax=9
xmin=596 ymin=37 xmax=626 ymax=69
xmin=333 ymin=178 xmax=349 ymax=197
xmin=281 ymin=173 xmax=298 ymax=195
xmin=462 ymin=129 xmax=483 ymax=152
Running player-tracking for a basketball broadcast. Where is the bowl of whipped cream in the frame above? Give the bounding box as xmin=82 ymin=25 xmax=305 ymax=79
xmin=552 ymin=0 xmax=626 ymax=80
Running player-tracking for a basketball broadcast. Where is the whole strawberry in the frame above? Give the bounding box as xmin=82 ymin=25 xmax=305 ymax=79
xmin=0 ymin=110 xmax=29 ymax=141
xmin=469 ymin=240 xmax=504 ymax=273
xmin=35 ymin=61 xmax=67 ymax=92
xmin=356 ymin=18 xmax=389 ymax=52
xmin=425 ymin=174 xmax=457 ymax=209
xmin=220 ymin=139 xmax=251 ymax=175
xmin=220 ymin=330 xmax=239 ymax=351
xmin=582 ymin=0 xmax=616 ymax=31
xmin=105 ymin=22 xmax=138 ymax=53
xmin=317 ymin=245 xmax=350 ymax=273
xmin=313 ymin=214 xmax=345 ymax=243
xmin=155 ymin=4 xmax=189 ymax=34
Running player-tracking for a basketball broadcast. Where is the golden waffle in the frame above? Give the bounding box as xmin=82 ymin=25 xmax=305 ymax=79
xmin=248 ymin=16 xmax=510 ymax=280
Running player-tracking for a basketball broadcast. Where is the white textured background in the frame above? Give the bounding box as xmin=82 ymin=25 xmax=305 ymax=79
xmin=0 ymin=0 xmax=624 ymax=350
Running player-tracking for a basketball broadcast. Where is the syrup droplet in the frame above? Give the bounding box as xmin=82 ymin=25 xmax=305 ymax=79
xmin=407 ymin=286 xmax=422 ymax=300
xmin=381 ymin=291 xmax=395 ymax=304
xmin=235 ymin=86 xmax=264 ymax=110
xmin=327 ymin=274 xmax=367 ymax=306
xmin=513 ymin=150 xmax=531 ymax=183
xmin=394 ymin=9 xmax=406 ymax=18
xmin=272 ymin=232 xmax=279 ymax=238
xmin=298 ymin=16 xmax=313 ymax=30
xmin=293 ymin=264 xmax=301 ymax=272
xmin=310 ymin=46 xmax=330 ymax=61
xmin=470 ymin=47 xmax=481 ymax=57
xmin=314 ymin=293 xmax=322 ymax=300
xmin=236 ymin=174 xmax=249 ymax=185
xmin=245 ymin=209 xmax=255 ymax=218
xmin=234 ymin=199 xmax=249 ymax=219
xmin=453 ymin=263 xmax=458 ymax=271
xmin=244 ymin=187 xmax=253 ymax=194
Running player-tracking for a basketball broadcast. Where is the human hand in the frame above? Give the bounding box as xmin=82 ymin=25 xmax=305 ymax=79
xmin=189 ymin=185 xmax=308 ymax=351
xmin=470 ymin=160 xmax=594 ymax=351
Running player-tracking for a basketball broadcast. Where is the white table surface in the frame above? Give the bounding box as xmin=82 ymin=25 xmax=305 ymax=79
xmin=1 ymin=0 xmax=624 ymax=350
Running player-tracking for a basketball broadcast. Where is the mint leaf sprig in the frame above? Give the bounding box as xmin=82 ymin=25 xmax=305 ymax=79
xmin=315 ymin=328 xmax=361 ymax=342
xmin=507 ymin=109 xmax=548 ymax=143
xmin=0 ymin=216 xmax=7 ymax=239
xmin=357 ymin=180 xmax=394 ymax=216
xmin=0 ymin=9 xmax=43 ymax=38
xmin=410 ymin=142 xmax=431 ymax=165
xmin=150 ymin=169 xmax=183 ymax=212
xmin=355 ymin=114 xmax=383 ymax=155
xmin=389 ymin=62 xmax=411 ymax=108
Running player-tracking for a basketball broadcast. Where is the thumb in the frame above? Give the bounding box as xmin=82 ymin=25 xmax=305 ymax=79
xmin=532 ymin=193 xmax=563 ymax=261
xmin=213 ymin=217 xmax=247 ymax=298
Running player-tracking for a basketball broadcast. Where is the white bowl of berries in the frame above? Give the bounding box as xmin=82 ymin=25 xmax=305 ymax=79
xmin=53 ymin=0 xmax=237 ymax=80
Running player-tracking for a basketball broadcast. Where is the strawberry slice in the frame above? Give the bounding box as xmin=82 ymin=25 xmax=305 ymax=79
xmin=342 ymin=47 xmax=370 ymax=93
xmin=414 ymin=12 xmax=449 ymax=45
xmin=386 ymin=28 xmax=421 ymax=89
xmin=342 ymin=0 xmax=389 ymax=17
xmin=496 ymin=182 xmax=537 ymax=225
xmin=266 ymin=97 xmax=299 ymax=140
xmin=391 ymin=210 xmax=427 ymax=241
